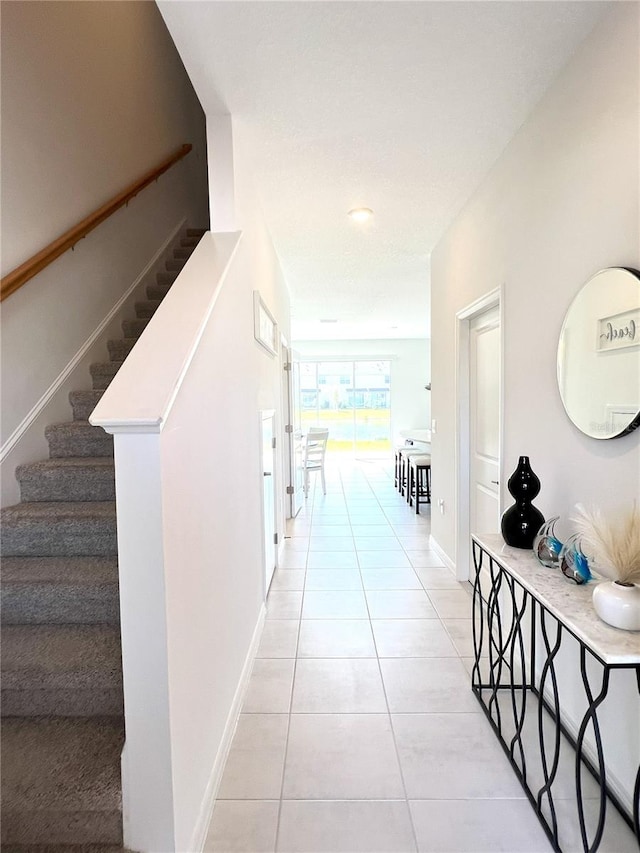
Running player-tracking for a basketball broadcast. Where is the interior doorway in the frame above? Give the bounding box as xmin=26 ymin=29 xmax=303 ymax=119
xmin=281 ymin=343 xmax=304 ymax=518
xmin=456 ymin=290 xmax=503 ymax=584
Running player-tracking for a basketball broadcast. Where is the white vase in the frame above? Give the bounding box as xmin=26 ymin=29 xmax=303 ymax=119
xmin=592 ymin=581 xmax=640 ymax=631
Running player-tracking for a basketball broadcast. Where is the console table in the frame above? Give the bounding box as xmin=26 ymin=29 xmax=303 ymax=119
xmin=471 ymin=534 xmax=640 ymax=853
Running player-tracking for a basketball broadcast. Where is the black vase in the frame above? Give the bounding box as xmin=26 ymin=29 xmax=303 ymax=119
xmin=500 ymin=456 xmax=545 ymax=549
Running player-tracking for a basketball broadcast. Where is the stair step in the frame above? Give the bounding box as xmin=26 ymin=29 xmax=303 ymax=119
xmin=90 ymin=363 xmax=122 ymax=391
xmin=180 ymin=237 xmax=199 ymax=248
xmin=173 ymin=247 xmax=191 ymax=259
xmin=69 ymin=391 xmax=104 ymax=422
xmin=1 ymin=845 xmax=126 ymax=852
xmin=146 ymin=281 xmax=171 ymax=300
xmin=0 ymin=502 xmax=117 ymax=557
xmin=1 ymin=556 xmax=119 ymax=625
xmin=46 ymin=422 xmax=112 ymax=458
xmin=156 ymin=270 xmax=177 ymax=287
xmin=186 ymin=227 xmax=206 ymax=237
xmin=107 ymin=339 xmax=136 ymax=362
xmin=16 ymin=458 xmax=115 ymax=502
xmin=1 ymin=716 xmax=124 ymax=844
xmin=134 ymin=299 xmax=161 ymax=319
xmin=121 ymin=318 xmax=148 ymax=339
xmin=165 ymin=257 xmax=185 ymax=272
xmin=1 ymin=624 xmax=123 ymax=717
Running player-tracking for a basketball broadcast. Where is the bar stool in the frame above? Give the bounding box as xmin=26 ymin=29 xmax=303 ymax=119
xmin=394 ymin=446 xmax=416 ymax=489
xmin=397 ymin=446 xmax=425 ymax=498
xmin=408 ymin=454 xmax=431 ymax=514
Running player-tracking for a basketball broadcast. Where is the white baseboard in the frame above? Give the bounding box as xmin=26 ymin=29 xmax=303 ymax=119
xmin=429 ymin=534 xmax=456 ymax=575
xmin=188 ymin=603 xmax=267 ymax=852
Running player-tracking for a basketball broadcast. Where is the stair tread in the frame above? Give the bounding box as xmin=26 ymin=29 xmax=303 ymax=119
xmin=46 ymin=420 xmax=106 ymax=433
xmin=107 ymin=339 xmax=136 ymax=360
xmin=2 ymin=625 xmax=122 ymax=690
xmin=2 ymin=555 xmax=118 ymax=585
xmin=121 ymin=319 xmax=148 ymax=336
xmin=16 ymin=456 xmax=116 ymax=502
xmin=2 ymin=502 xmax=115 ymax=522
xmin=1 ymin=845 xmax=126 ymax=852
xmin=146 ymin=283 xmax=171 ymax=298
xmin=90 ymin=362 xmax=122 ymax=373
xmin=69 ymin=391 xmax=105 ymax=401
xmin=45 ymin=421 xmax=112 ymax=459
xmin=17 ymin=458 xmax=115 ymax=474
xmin=1 ymin=716 xmax=123 ymax=814
xmin=1 ymin=557 xmax=119 ymax=626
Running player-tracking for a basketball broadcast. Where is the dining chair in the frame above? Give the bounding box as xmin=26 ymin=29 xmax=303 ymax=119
xmin=303 ymin=428 xmax=329 ymax=496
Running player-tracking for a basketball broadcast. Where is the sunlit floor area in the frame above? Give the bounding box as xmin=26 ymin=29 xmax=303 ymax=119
xmin=203 ymin=459 xmax=554 ymax=852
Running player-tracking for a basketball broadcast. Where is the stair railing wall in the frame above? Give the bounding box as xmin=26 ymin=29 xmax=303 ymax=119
xmin=91 ymin=232 xmax=272 ymax=852
xmin=0 ymin=152 xmax=204 ymax=508
xmin=1 ymin=145 xmax=192 ymax=302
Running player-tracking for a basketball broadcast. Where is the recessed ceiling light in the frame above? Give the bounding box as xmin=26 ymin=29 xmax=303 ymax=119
xmin=348 ymin=207 xmax=373 ymax=223
xmin=320 ymin=319 xmax=338 ymax=323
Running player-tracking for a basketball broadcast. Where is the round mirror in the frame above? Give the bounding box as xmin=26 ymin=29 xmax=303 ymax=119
xmin=557 ymin=268 xmax=640 ymax=439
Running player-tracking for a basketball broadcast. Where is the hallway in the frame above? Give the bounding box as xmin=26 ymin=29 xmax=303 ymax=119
xmin=204 ymin=459 xmax=551 ymax=852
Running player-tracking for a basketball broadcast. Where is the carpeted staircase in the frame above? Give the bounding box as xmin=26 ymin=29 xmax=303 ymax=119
xmin=0 ymin=229 xmax=206 ymax=851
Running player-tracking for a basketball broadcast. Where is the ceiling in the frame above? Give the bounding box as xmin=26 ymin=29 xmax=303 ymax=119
xmin=159 ymin=1 xmax=608 ymax=341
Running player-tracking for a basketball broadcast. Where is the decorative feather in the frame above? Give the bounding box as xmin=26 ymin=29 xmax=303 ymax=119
xmin=571 ymin=503 xmax=640 ymax=585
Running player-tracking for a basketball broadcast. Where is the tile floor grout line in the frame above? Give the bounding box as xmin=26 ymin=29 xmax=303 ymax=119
xmin=273 ymin=487 xmax=311 ymax=853
xmin=347 ymin=466 xmax=422 ymax=853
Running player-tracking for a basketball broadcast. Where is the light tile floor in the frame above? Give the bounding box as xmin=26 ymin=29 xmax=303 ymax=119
xmin=204 ymin=459 xmax=634 ymax=853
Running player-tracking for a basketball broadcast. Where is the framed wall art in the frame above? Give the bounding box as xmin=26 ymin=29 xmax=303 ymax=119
xmin=253 ymin=291 xmax=278 ymax=356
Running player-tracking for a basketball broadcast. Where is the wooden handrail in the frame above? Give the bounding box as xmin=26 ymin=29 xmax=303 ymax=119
xmin=1 ymin=143 xmax=192 ymax=302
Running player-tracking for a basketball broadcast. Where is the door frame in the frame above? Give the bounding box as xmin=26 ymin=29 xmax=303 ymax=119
xmin=280 ymin=334 xmax=303 ymax=518
xmin=455 ymin=287 xmax=504 ymax=582
xmin=259 ymin=409 xmax=277 ymax=597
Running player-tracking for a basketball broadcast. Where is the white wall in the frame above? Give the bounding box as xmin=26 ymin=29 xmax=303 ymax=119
xmin=232 ymin=126 xmax=292 ymax=559
xmin=0 ymin=0 xmax=209 ymax=503
xmin=159 ymin=234 xmax=270 ymax=853
xmin=430 ymin=2 xmax=639 ymax=811
xmin=430 ymin=2 xmax=639 ymax=567
xmin=163 ymin=217 xmax=290 ymax=851
xmin=293 ymin=338 xmax=431 ymax=446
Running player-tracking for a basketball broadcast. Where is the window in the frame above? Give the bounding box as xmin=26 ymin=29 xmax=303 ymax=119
xmin=300 ymin=360 xmax=391 ymax=453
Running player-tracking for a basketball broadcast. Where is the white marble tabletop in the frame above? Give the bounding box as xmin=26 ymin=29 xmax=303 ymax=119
xmin=473 ymin=534 xmax=640 ymax=665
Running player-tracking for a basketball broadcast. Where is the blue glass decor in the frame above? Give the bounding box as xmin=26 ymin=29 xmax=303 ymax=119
xmin=501 ymin=456 xmax=545 ymax=549
xmin=560 ymin=534 xmax=592 ymax=585
xmin=533 ymin=517 xmax=563 ymax=568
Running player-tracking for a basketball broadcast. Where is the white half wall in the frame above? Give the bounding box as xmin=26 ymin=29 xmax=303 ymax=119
xmin=293 ymin=338 xmax=431 ymax=447
xmin=93 ymin=228 xmax=290 ymax=851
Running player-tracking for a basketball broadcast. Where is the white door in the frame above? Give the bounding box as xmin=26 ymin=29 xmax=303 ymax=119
xmin=469 ymin=306 xmax=501 ymax=536
xmin=469 ymin=307 xmax=501 ymax=599
xmin=284 ymin=348 xmax=304 ymax=517
xmin=261 ymin=411 xmax=277 ymax=593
